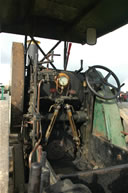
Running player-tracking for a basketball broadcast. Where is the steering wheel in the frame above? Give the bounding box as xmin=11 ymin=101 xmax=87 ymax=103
xmin=85 ymin=65 xmax=121 ymax=100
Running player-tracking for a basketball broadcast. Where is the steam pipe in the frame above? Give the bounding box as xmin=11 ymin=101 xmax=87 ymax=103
xmin=29 ymin=123 xmax=42 ymax=168
xmin=28 ymin=162 xmax=41 ymax=193
xmin=35 ymin=79 xmax=44 ymax=139
xmin=37 ymin=79 xmax=44 ymax=113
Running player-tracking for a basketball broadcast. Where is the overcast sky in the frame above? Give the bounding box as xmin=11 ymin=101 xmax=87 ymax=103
xmin=0 ymin=24 xmax=128 ymax=91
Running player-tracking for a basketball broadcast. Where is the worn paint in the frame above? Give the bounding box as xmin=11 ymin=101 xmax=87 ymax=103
xmin=93 ymin=94 xmax=126 ymax=149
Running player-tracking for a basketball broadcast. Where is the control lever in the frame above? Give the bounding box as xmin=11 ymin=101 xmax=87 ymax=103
xmin=75 ymin=59 xmax=83 ymax=73
xmin=65 ymin=104 xmax=80 ymax=148
xmin=45 ymin=104 xmax=61 ymax=144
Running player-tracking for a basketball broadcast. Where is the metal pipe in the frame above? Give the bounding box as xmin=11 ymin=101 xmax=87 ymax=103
xmin=37 ymin=145 xmax=42 ymax=163
xmin=40 ymin=167 xmax=50 ymax=193
xmin=65 ymin=42 xmax=72 ymax=70
xmin=36 ymin=79 xmax=44 ymax=139
xmin=30 ymin=36 xmax=57 ymax=71
xmin=40 ymin=40 xmax=61 ymax=63
xmin=64 ymin=41 xmax=68 ymax=70
xmin=29 ymin=123 xmax=42 ymax=168
xmin=37 ymin=79 xmax=44 ymax=113
xmin=24 ymin=35 xmax=27 ymax=66
xmin=28 ymin=162 xmax=42 ymax=193
xmin=40 ymin=151 xmax=47 ymax=167
xmin=28 ymin=41 xmax=38 ymax=63
xmin=33 ymin=54 xmax=38 ymax=110
xmin=39 ymin=53 xmax=61 ymax=65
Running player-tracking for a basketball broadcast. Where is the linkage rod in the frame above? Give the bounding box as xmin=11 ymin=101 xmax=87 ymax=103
xmin=30 ymin=36 xmax=57 ymax=70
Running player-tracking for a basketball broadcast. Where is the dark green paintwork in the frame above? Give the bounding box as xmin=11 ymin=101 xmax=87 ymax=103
xmin=0 ymin=86 xmax=5 ymax=100
xmin=93 ymin=95 xmax=126 ymax=149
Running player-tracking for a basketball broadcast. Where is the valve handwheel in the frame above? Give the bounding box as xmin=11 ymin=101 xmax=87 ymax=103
xmin=86 ymin=65 xmax=121 ymax=100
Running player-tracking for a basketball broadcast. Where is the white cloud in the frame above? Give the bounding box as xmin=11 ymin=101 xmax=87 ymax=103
xmin=0 ymin=24 xmax=128 ymax=85
xmin=121 ymin=80 xmax=128 ymax=92
xmin=0 ymin=63 xmax=10 ymax=85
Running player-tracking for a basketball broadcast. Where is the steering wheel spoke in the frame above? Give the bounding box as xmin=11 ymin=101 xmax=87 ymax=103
xmin=103 ymin=81 xmax=118 ymax=90
xmin=104 ymin=72 xmax=112 ymax=81
xmin=86 ymin=65 xmax=120 ymax=100
xmin=92 ymin=68 xmax=103 ymax=80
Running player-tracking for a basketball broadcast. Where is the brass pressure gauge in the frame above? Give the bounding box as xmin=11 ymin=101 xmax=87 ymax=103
xmin=55 ymin=73 xmax=69 ymax=89
xmin=58 ymin=76 xmax=69 ymax=86
xmin=57 ymin=73 xmax=69 ymax=87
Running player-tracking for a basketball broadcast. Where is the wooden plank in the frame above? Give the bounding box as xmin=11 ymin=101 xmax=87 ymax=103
xmin=11 ymin=42 xmax=24 ymax=129
xmin=119 ymin=107 xmax=128 ymax=132
xmin=120 ymin=108 xmax=128 ymax=124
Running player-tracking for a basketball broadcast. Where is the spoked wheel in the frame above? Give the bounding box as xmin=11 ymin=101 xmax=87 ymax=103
xmin=86 ymin=65 xmax=121 ymax=100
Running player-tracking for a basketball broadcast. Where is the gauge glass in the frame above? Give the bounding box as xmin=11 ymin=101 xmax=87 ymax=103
xmin=58 ymin=76 xmax=68 ymax=86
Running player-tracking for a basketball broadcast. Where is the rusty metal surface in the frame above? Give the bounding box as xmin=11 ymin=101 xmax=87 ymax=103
xmin=93 ymin=98 xmax=126 ymax=149
xmin=59 ymin=135 xmax=128 ymax=193
xmin=118 ymin=102 xmax=128 ymax=132
xmin=13 ymin=144 xmax=25 ymax=192
xmin=89 ymin=135 xmax=128 ymax=169
xmin=11 ymin=42 xmax=24 ymax=129
xmin=60 ymin=163 xmax=128 ymax=193
xmin=0 ymin=100 xmax=9 ymax=193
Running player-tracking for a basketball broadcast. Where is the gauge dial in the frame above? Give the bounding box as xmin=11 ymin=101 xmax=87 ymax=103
xmin=58 ymin=76 xmax=69 ymax=86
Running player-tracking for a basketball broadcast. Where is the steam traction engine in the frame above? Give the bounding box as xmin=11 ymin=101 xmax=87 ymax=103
xmin=11 ymin=38 xmax=128 ymax=193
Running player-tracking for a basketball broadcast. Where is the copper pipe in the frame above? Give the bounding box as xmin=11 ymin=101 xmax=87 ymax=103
xmin=26 ymin=121 xmax=33 ymax=124
xmin=37 ymin=145 xmax=42 ymax=163
xmin=37 ymin=79 xmax=44 ymax=137
xmin=37 ymin=79 xmax=44 ymax=113
xmin=121 ymin=131 xmax=128 ymax=135
xmin=29 ymin=122 xmax=42 ymax=168
xmin=29 ymin=78 xmax=43 ymax=168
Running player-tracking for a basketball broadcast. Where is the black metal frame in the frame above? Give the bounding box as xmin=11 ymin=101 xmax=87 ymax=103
xmin=60 ymin=163 xmax=128 ymax=193
xmin=24 ymin=36 xmax=72 ymax=72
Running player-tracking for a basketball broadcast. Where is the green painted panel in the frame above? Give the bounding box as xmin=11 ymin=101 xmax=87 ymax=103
xmin=93 ymin=97 xmax=126 ymax=149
